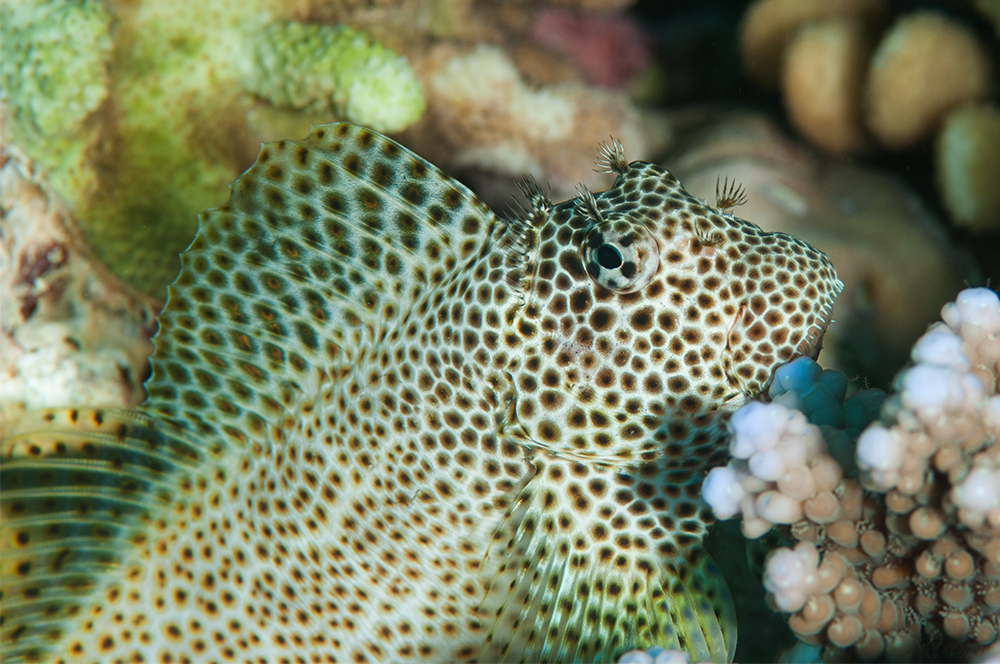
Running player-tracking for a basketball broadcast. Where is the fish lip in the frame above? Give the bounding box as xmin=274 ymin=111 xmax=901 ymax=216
xmin=796 ymin=296 xmax=837 ymax=360
xmin=753 ymin=296 xmax=837 ymax=398
xmin=757 ymin=298 xmax=835 ymax=393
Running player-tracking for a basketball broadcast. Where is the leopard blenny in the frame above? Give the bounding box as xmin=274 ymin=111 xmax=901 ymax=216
xmin=1 ymin=123 xmax=842 ymax=664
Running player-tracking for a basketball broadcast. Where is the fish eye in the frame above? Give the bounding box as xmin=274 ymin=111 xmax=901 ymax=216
xmin=581 ymin=224 xmax=660 ymax=293
xmin=597 ymin=244 xmax=623 ymax=269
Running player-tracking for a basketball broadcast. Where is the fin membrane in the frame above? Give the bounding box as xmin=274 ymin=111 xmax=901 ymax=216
xmin=478 ymin=478 xmax=737 ymax=664
xmin=143 ymin=122 xmax=497 ymax=447
xmin=0 ymin=408 xmax=200 ymax=662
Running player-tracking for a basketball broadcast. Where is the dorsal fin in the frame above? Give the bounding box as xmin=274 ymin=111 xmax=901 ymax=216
xmin=143 ymin=122 xmax=497 ymax=445
xmin=0 ymin=408 xmax=201 ymax=662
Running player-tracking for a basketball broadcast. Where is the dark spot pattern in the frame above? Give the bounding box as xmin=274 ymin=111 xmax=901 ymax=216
xmin=2 ymin=124 xmax=839 ymax=664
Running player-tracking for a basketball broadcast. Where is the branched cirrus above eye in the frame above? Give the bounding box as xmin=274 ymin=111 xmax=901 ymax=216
xmin=581 ymin=223 xmax=660 ymax=293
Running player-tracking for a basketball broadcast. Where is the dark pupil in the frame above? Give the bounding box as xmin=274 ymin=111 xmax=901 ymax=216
xmin=597 ymin=244 xmax=623 ymax=270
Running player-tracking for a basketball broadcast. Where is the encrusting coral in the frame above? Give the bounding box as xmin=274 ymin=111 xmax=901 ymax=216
xmin=0 ymin=0 xmax=114 ymax=208
xmin=1 ymin=0 xmax=436 ymax=297
xmin=242 ymin=21 xmax=425 ymax=134
xmin=704 ymin=287 xmax=1000 ymax=661
xmin=411 ymin=43 xmax=667 ymax=200
xmin=80 ymin=0 xmax=434 ymax=297
xmin=2 ymin=0 xmax=662 ymax=299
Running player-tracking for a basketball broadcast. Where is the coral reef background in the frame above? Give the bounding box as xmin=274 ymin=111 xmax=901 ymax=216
xmin=2 ymin=0 xmax=999 ymax=661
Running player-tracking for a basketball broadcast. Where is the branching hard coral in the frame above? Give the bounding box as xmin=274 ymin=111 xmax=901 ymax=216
xmin=243 ymin=21 xmax=425 ymax=134
xmin=857 ymin=288 xmax=1000 ymax=498
xmin=0 ymin=0 xmax=114 ymax=205
xmin=704 ymin=288 xmax=1000 ymax=661
xmin=703 ymin=357 xmax=884 ymax=539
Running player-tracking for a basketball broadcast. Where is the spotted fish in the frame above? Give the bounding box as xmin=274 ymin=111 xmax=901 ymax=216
xmin=1 ymin=123 xmax=842 ymax=663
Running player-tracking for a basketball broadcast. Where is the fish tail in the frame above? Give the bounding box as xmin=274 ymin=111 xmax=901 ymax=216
xmin=0 ymin=407 xmax=200 ymax=662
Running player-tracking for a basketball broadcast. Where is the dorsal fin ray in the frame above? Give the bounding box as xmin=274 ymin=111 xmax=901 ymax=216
xmin=143 ymin=122 xmax=497 ymax=445
xmin=0 ymin=408 xmax=202 ymax=662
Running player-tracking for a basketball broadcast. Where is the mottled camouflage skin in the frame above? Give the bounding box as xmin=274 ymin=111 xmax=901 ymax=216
xmin=1 ymin=124 xmax=841 ymax=664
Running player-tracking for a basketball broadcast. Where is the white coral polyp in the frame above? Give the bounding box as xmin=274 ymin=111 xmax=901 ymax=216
xmin=702 ymin=466 xmax=747 ymax=520
xmin=617 ymin=647 xmax=693 ymax=664
xmin=951 ymin=287 xmax=1000 ymax=328
xmin=764 ymin=542 xmax=820 ymax=612
xmin=900 ymin=364 xmax=985 ymax=419
xmin=856 ymin=425 xmax=903 ymax=472
xmin=748 ymin=448 xmax=787 ymax=482
xmin=911 ymin=326 xmax=970 ymax=370
xmin=729 ymin=401 xmax=789 ymax=459
xmin=953 ymin=467 xmax=1000 ymax=512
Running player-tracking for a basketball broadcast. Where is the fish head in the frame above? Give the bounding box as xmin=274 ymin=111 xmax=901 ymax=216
xmin=509 ymin=153 xmax=842 ymax=462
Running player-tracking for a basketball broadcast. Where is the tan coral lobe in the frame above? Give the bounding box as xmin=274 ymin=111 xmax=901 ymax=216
xmin=936 ymin=103 xmax=1000 ymax=233
xmin=740 ymin=0 xmax=887 ymax=89
xmin=782 ymin=18 xmax=872 ymax=155
xmin=865 ymin=12 xmax=994 ymax=148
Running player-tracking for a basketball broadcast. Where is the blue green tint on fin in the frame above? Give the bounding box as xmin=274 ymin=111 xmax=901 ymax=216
xmin=478 ymin=477 xmax=737 ymax=664
xmin=0 ymin=408 xmax=200 ymax=662
xmin=143 ymin=122 xmax=497 ymax=447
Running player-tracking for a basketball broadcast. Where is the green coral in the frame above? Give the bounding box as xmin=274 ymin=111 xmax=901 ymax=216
xmin=2 ymin=0 xmax=425 ymax=299
xmin=74 ymin=0 xmax=277 ymax=297
xmin=244 ymin=22 xmax=426 ymax=134
xmin=0 ymin=0 xmax=114 ymax=204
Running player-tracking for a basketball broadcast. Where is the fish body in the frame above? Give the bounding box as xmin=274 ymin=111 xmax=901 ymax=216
xmin=1 ymin=124 xmax=841 ymax=663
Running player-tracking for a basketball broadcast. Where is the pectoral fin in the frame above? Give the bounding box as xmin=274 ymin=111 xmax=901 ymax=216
xmin=1 ymin=408 xmax=199 ymax=662
xmin=476 ymin=466 xmax=736 ymax=663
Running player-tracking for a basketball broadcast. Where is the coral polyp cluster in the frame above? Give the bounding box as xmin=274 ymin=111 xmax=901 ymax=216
xmin=243 ymin=21 xmax=425 ymax=134
xmin=704 ymin=288 xmax=1000 ymax=661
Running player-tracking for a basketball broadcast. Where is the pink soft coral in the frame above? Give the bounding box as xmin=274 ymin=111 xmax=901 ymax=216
xmin=529 ymin=8 xmax=650 ymax=88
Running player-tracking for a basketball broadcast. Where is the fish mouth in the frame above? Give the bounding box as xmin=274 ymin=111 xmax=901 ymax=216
xmin=724 ymin=291 xmax=839 ymax=400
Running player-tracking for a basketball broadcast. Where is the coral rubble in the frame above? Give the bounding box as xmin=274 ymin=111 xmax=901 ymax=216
xmin=0 ymin=146 xmax=159 ymax=420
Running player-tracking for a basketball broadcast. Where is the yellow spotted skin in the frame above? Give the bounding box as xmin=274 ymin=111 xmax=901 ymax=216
xmin=0 ymin=124 xmax=841 ymax=663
